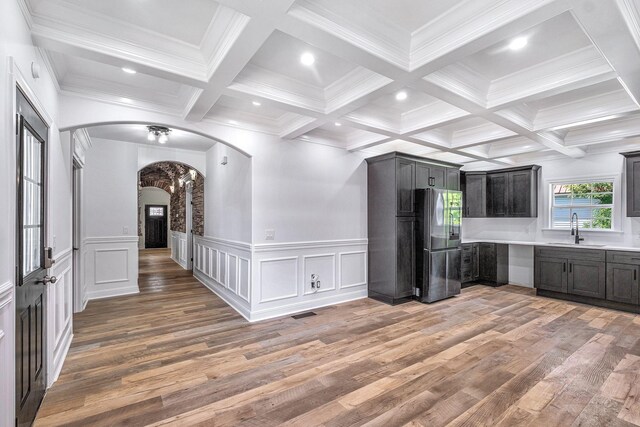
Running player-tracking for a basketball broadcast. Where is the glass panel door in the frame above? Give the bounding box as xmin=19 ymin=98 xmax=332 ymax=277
xmin=22 ymin=126 xmax=44 ymax=278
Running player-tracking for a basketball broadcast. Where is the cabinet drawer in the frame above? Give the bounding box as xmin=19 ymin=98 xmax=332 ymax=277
xmin=606 ymin=251 xmax=640 ymax=265
xmin=535 ymin=246 xmax=605 ymax=262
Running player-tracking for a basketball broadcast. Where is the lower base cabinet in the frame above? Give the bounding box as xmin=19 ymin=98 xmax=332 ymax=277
xmin=461 ymin=242 xmax=508 ymax=286
xmin=536 ymin=247 xmax=639 ymax=313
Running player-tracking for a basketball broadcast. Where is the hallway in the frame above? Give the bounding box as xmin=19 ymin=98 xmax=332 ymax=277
xmin=33 ymin=249 xmax=640 ymax=426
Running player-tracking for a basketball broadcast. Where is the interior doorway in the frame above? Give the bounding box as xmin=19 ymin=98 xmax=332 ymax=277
xmin=145 ymin=205 xmax=168 ymax=248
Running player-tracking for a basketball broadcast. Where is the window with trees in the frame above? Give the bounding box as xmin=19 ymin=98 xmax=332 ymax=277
xmin=551 ymin=181 xmax=613 ymax=230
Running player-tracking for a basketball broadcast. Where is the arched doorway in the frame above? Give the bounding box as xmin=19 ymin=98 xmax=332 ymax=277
xmin=138 ymin=161 xmax=204 ymax=270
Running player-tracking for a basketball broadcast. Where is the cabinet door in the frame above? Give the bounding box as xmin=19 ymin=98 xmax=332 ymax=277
xmin=396 ymin=217 xmax=416 ymax=298
xmin=415 ymin=163 xmax=431 ymax=189
xmin=472 ymin=244 xmax=479 ymax=279
xmin=606 ymin=263 xmax=639 ymax=305
xmin=396 ymin=159 xmax=415 ymax=215
xmin=464 ymin=174 xmax=486 ymax=217
xmin=487 ymin=173 xmax=508 ymax=217
xmin=478 ymin=243 xmax=496 ymax=281
xmin=461 ymin=245 xmax=473 ymax=283
xmin=627 ymin=156 xmax=640 ymax=217
xmin=508 ymin=170 xmax=532 ymax=217
xmin=535 ymin=257 xmax=567 ymax=293
xmin=568 ymin=260 xmax=606 ymax=299
xmin=446 ymin=168 xmax=460 ymax=191
xmin=430 ymin=165 xmax=446 ymax=189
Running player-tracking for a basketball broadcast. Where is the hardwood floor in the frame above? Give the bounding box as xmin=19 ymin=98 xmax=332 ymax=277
xmin=36 ymin=248 xmax=640 ymax=426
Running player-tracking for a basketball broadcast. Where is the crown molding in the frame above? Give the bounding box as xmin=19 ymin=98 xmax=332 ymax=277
xmin=30 ymin=23 xmax=208 ymax=86
xmin=617 ymin=0 xmax=640 ymax=51
xmin=324 ymin=68 xmax=391 ymax=113
xmin=533 ymin=89 xmax=639 ymax=131
xmin=424 ymin=63 xmax=488 ymax=108
xmin=410 ymin=0 xmax=564 ymax=70
xmin=564 ymin=113 xmax=640 ymax=146
xmin=288 ymin=2 xmax=410 ymax=70
xmin=200 ymin=6 xmax=251 ymax=80
xmin=487 ymin=46 xmax=614 ymax=108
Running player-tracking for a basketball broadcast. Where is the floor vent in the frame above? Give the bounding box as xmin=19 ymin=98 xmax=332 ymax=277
xmin=292 ymin=312 xmax=317 ymax=319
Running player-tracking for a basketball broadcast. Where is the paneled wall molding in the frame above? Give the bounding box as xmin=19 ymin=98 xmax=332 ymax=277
xmin=197 ymin=235 xmax=252 ymax=252
xmin=84 ymin=236 xmax=139 ymax=301
xmin=72 ymin=128 xmax=92 ymax=167
xmin=253 ymin=238 xmax=368 ymax=252
xmin=0 ymin=282 xmax=12 ymax=310
xmin=171 ymin=230 xmax=189 ymax=270
xmin=53 ymin=247 xmax=72 ymax=264
xmin=84 ymin=236 xmax=139 ymax=244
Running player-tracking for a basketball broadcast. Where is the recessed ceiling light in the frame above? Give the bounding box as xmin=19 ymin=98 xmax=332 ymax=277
xmin=122 ymin=67 xmax=137 ymax=74
xmin=395 ymin=91 xmax=408 ymax=101
xmin=508 ymin=37 xmax=528 ymax=51
xmin=300 ymin=52 xmax=315 ymax=66
xmin=252 ymin=101 xmax=261 ymax=106
xmin=334 ymin=122 xmax=342 ymax=127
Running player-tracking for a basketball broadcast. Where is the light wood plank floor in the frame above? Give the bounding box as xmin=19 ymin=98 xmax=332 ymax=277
xmin=36 ymin=248 xmax=640 ymax=426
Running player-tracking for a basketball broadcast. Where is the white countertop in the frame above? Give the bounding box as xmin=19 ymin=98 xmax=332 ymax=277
xmin=461 ymin=239 xmax=640 ymax=253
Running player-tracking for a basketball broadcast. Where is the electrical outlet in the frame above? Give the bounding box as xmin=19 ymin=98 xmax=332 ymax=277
xmin=265 ymin=229 xmax=275 ymax=240
xmin=311 ymin=274 xmax=320 ymax=290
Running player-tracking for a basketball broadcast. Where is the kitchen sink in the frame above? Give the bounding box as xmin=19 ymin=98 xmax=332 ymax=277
xmin=546 ymin=242 xmax=606 ymax=248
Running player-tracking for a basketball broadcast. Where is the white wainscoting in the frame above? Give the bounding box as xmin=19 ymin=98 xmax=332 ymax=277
xmin=171 ymin=231 xmax=188 ymax=270
xmin=84 ymin=236 xmax=139 ymax=300
xmin=193 ymin=236 xmax=251 ymax=320
xmin=251 ymin=239 xmax=368 ymax=322
xmin=0 ymin=281 xmax=14 ymax=427
xmin=48 ymin=248 xmax=73 ymax=386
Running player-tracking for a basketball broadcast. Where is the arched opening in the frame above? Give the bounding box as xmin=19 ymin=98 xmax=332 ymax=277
xmin=138 ymin=161 xmax=205 ymax=270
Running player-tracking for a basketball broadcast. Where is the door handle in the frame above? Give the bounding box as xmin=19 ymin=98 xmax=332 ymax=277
xmin=635 ymin=269 xmax=637 ymax=281
xmin=569 ymin=263 xmax=572 ymax=273
xmin=39 ymin=275 xmax=57 ymax=285
xmin=563 ymin=263 xmax=566 ymax=273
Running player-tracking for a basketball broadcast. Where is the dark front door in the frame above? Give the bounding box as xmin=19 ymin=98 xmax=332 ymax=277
xmin=145 ymin=205 xmax=168 ymax=248
xmin=16 ymin=88 xmax=51 ymax=427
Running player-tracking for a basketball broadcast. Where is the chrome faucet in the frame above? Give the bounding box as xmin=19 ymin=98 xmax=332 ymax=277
xmin=571 ymin=212 xmax=584 ymax=244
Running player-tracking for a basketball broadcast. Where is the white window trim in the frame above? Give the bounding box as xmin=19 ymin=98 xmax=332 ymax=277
xmin=545 ymin=174 xmax=622 ymax=233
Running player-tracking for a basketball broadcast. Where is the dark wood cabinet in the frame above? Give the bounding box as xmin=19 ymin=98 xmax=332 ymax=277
xmin=535 ymin=246 xmax=606 ymax=299
xmin=446 ymin=168 xmax=460 ymax=191
xmin=396 ymin=158 xmax=415 ymax=216
xmin=606 ymin=262 xmax=639 ymax=305
xmin=462 ymin=165 xmax=539 ymax=218
xmin=535 ymin=256 xmax=567 ymax=293
xmin=568 ymin=259 xmax=606 ymax=299
xmin=396 ymin=217 xmax=416 ymax=298
xmin=460 ymin=242 xmax=508 ymax=286
xmin=366 ymin=152 xmax=462 ymax=304
xmin=487 ymin=173 xmax=508 ymax=217
xmin=623 ymin=152 xmax=640 ymax=217
xmin=508 ymin=170 xmax=536 ymax=217
xmin=462 ymin=173 xmax=486 ymax=217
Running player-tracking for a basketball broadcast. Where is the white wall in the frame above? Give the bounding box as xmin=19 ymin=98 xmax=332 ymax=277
xmin=463 ymin=151 xmax=640 ymax=286
xmin=83 ymin=138 xmax=140 ymax=299
xmin=139 ymin=187 xmax=171 ymax=249
xmin=205 ymin=142 xmax=252 ymax=243
xmin=0 ymin=0 xmax=74 ymax=422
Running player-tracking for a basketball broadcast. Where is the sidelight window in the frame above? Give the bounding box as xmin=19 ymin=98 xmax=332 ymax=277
xmin=550 ymin=181 xmax=614 ymax=230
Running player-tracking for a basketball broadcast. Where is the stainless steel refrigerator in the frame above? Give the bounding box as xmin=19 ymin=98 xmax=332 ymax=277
xmin=415 ymin=188 xmax=462 ymax=303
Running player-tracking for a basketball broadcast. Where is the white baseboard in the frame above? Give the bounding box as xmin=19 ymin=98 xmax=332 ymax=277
xmin=87 ymin=286 xmax=139 ymax=301
xmin=193 ymin=270 xmax=251 ymax=321
xmin=49 ymin=329 xmax=73 ymax=387
xmin=249 ymin=289 xmax=368 ymax=322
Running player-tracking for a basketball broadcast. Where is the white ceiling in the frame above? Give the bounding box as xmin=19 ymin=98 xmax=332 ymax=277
xmin=87 ymin=125 xmax=216 ymax=152
xmin=21 ymin=0 xmax=640 ymax=167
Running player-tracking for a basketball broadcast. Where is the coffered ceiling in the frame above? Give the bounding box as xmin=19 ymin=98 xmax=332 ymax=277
xmin=19 ymin=0 xmax=640 ymax=167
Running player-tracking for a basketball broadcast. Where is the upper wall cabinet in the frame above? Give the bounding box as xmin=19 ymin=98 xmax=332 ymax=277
xmin=623 ymin=151 xmax=640 ymax=217
xmin=462 ymin=165 xmax=540 ymax=218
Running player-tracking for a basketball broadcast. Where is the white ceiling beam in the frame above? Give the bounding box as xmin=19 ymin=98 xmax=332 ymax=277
xmin=570 ymin=0 xmax=640 ymax=107
xmin=183 ymin=0 xmax=298 ymax=121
